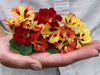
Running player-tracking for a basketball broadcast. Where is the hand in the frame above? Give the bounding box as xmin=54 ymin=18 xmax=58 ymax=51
xmin=0 ymin=34 xmax=42 ymax=70
xmin=0 ymin=34 xmax=100 ymax=69
xmin=31 ymin=40 xmax=100 ymax=68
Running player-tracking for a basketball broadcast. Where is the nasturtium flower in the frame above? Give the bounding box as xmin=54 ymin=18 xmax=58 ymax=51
xmin=48 ymin=24 xmax=75 ymax=44
xmin=54 ymin=39 xmax=76 ymax=53
xmin=22 ymin=19 xmax=38 ymax=29
xmin=40 ymin=20 xmax=62 ymax=43
xmin=34 ymin=8 xmax=62 ymax=29
xmin=3 ymin=6 xmax=35 ymax=27
xmin=3 ymin=6 xmax=92 ymax=54
xmin=32 ymin=37 xmax=49 ymax=52
xmin=75 ymin=24 xmax=91 ymax=48
xmin=59 ymin=26 xmax=75 ymax=39
xmin=80 ymin=29 xmax=91 ymax=44
xmin=75 ymin=23 xmax=86 ymax=34
xmin=49 ymin=30 xmax=60 ymax=43
xmin=53 ymin=26 xmax=76 ymax=53
xmin=40 ymin=24 xmax=53 ymax=38
xmin=13 ymin=26 xmax=41 ymax=44
xmin=63 ymin=13 xmax=81 ymax=28
xmin=11 ymin=6 xmax=34 ymax=21
xmin=3 ymin=19 xmax=20 ymax=27
xmin=40 ymin=23 xmax=61 ymax=43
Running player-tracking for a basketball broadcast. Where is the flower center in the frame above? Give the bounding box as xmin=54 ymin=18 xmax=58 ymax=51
xmin=26 ymin=33 xmax=30 ymax=38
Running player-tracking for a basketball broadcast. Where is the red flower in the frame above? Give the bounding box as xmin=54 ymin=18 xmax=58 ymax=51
xmin=34 ymin=8 xmax=62 ymax=29
xmin=32 ymin=37 xmax=49 ymax=52
xmin=66 ymin=29 xmax=75 ymax=38
xmin=49 ymin=20 xmax=59 ymax=30
xmin=59 ymin=26 xmax=75 ymax=39
xmin=13 ymin=26 xmax=41 ymax=44
xmin=66 ymin=41 xmax=76 ymax=52
xmin=53 ymin=41 xmax=76 ymax=53
xmin=53 ymin=26 xmax=76 ymax=53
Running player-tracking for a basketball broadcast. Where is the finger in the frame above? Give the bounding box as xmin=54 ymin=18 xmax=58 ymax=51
xmin=82 ymin=40 xmax=100 ymax=48
xmin=90 ymin=40 xmax=100 ymax=44
xmin=32 ymin=48 xmax=98 ymax=68
xmin=30 ymin=52 xmax=50 ymax=65
xmin=30 ymin=52 xmax=52 ymax=68
xmin=1 ymin=53 xmax=42 ymax=70
xmin=52 ymin=48 xmax=98 ymax=67
xmin=90 ymin=42 xmax=100 ymax=52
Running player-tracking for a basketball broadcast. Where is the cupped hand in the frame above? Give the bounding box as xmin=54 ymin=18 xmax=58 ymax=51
xmin=0 ymin=35 xmax=42 ymax=70
xmin=0 ymin=34 xmax=100 ymax=70
xmin=31 ymin=40 xmax=100 ymax=68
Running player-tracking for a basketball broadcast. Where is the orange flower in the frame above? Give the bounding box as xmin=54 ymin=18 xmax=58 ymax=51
xmin=11 ymin=6 xmax=34 ymax=21
xmin=32 ymin=37 xmax=49 ymax=52
xmin=3 ymin=6 xmax=35 ymax=27
xmin=53 ymin=26 xmax=76 ymax=53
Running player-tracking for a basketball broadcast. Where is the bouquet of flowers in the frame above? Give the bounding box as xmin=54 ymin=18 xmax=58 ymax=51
xmin=3 ymin=6 xmax=91 ymax=55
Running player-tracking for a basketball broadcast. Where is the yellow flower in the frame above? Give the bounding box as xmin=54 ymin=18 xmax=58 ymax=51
xmin=40 ymin=21 xmax=62 ymax=43
xmin=62 ymin=13 xmax=81 ymax=28
xmin=75 ymin=23 xmax=86 ymax=34
xmin=11 ymin=6 xmax=34 ymax=21
xmin=80 ymin=29 xmax=91 ymax=44
xmin=40 ymin=23 xmax=60 ymax=43
xmin=76 ymin=40 xmax=82 ymax=48
xmin=75 ymin=24 xmax=91 ymax=48
xmin=49 ymin=30 xmax=60 ymax=43
xmin=3 ymin=6 xmax=35 ymax=27
xmin=40 ymin=24 xmax=53 ymax=39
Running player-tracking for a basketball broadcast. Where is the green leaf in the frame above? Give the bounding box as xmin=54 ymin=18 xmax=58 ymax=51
xmin=9 ymin=39 xmax=33 ymax=55
xmin=46 ymin=47 xmax=60 ymax=54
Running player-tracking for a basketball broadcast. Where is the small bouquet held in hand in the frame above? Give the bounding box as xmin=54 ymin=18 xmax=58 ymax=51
xmin=3 ymin=6 xmax=91 ymax=55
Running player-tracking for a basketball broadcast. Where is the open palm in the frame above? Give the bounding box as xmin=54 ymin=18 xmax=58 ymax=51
xmin=0 ymin=35 xmax=100 ymax=70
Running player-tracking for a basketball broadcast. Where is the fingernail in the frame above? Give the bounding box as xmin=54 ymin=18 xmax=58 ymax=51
xmin=31 ymin=64 xmax=42 ymax=71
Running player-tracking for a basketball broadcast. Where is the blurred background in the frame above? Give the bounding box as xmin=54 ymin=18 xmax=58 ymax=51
xmin=1 ymin=0 xmax=100 ymax=75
